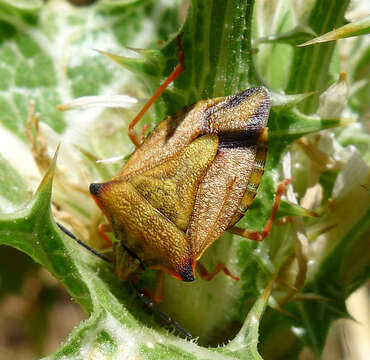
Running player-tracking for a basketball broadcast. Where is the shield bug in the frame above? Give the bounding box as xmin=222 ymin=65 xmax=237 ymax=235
xmin=88 ymin=37 xmax=289 ymax=285
xmin=59 ymin=35 xmax=291 ymax=338
xmin=90 ymin=86 xmax=271 ymax=283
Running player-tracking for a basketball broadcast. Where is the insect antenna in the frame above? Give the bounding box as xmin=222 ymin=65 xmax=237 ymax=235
xmin=131 ymin=281 xmax=192 ymax=340
xmin=56 ymin=222 xmax=113 ymax=264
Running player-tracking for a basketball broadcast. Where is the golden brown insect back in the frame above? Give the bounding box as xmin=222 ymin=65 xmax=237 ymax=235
xmin=90 ymin=86 xmax=270 ymax=282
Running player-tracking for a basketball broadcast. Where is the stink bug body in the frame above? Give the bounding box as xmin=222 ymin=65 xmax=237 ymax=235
xmin=90 ymin=87 xmax=270 ymax=283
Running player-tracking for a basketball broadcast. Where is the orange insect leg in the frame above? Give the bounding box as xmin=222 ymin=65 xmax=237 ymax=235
xmin=98 ymin=223 xmax=113 ymax=247
xmin=133 ymin=271 xmax=165 ymax=304
xmin=128 ymin=35 xmax=185 ymax=147
xmin=152 ymin=271 xmax=165 ymax=303
xmin=197 ymin=262 xmax=240 ymax=282
xmin=229 ymin=177 xmax=293 ymax=241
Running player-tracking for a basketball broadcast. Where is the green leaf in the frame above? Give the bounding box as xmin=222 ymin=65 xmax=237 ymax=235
xmin=285 ymin=0 xmax=351 ymax=113
xmin=0 ymin=153 xmax=30 ymax=210
xmin=256 ymin=25 xmax=316 ymax=47
xmin=224 ymin=281 xmax=273 ymax=359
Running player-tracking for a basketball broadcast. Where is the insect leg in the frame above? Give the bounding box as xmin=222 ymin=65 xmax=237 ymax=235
xmin=136 ymin=271 xmax=165 ymax=304
xmin=128 ymin=34 xmax=185 ymax=147
xmin=56 ymin=222 xmax=113 ymax=264
xmin=98 ymin=223 xmax=113 ymax=247
xmin=228 ymin=177 xmax=294 ymax=241
xmin=196 ymin=262 xmax=240 ymax=281
xmin=153 ymin=271 xmax=165 ymax=303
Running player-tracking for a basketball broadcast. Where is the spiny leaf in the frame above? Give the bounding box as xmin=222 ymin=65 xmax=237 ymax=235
xmin=225 ymin=280 xmax=273 ymax=359
xmin=286 ymin=0 xmax=351 ymax=113
xmin=256 ymin=25 xmax=316 ymax=46
xmin=299 ymin=15 xmax=370 ymax=46
xmin=96 ymin=49 xmax=163 ymax=78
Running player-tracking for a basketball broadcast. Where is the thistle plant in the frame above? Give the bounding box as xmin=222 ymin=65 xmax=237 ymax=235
xmin=0 ymin=0 xmax=369 ymax=359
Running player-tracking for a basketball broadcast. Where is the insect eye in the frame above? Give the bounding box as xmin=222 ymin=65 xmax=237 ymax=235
xmin=90 ymin=182 xmax=104 ymax=195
